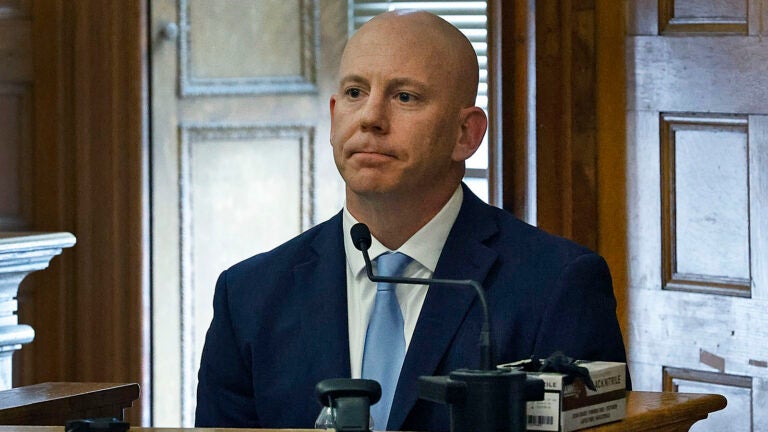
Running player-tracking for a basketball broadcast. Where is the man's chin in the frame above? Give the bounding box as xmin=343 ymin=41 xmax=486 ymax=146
xmin=344 ymin=178 xmax=399 ymax=198
xmin=342 ymin=169 xmax=395 ymax=190
xmin=346 ymin=184 xmax=391 ymax=197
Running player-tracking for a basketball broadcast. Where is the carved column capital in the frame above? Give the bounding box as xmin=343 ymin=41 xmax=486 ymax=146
xmin=0 ymin=232 xmax=76 ymax=389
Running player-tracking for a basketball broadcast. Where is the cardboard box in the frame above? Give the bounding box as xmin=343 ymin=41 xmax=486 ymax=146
xmin=501 ymin=361 xmax=627 ymax=431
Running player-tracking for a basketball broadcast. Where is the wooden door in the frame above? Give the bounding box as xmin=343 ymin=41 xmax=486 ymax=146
xmin=623 ymin=1 xmax=768 ymax=430
xmin=149 ymin=0 xmax=347 ymax=426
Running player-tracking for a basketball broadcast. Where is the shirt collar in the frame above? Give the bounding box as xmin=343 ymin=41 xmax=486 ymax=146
xmin=343 ymin=185 xmax=464 ymax=278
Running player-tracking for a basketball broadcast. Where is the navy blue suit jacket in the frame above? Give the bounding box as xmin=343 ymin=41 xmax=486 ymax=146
xmin=195 ymin=185 xmax=627 ymax=431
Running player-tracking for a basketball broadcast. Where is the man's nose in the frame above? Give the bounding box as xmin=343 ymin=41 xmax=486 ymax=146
xmin=359 ymin=94 xmax=389 ymax=133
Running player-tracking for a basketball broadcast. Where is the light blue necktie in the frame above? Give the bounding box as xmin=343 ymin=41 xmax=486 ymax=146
xmin=362 ymin=252 xmax=412 ymax=431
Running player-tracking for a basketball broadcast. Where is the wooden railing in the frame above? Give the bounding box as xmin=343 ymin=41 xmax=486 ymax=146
xmin=0 ymin=388 xmax=724 ymax=430
xmin=0 ymin=382 xmax=139 ymax=425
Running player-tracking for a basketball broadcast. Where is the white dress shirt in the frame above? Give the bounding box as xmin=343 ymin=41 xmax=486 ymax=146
xmin=343 ymin=186 xmax=464 ymax=378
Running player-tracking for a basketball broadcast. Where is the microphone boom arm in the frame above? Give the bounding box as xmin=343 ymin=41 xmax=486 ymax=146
xmin=359 ymin=246 xmax=493 ymax=371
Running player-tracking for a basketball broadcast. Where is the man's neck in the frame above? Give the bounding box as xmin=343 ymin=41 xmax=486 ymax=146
xmin=346 ymin=183 xmax=461 ymax=250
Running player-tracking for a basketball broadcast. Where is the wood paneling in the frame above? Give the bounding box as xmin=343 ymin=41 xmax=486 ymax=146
xmin=660 ymin=114 xmax=751 ymax=297
xmin=0 ymin=15 xmax=31 ymax=80
xmin=629 ymin=37 xmax=768 ymax=113
xmin=495 ymin=0 xmax=601 ymax=238
xmin=14 ymin=0 xmax=149 ymax=425
xmin=659 ymin=0 xmax=748 ymax=34
xmin=595 ymin=0 xmax=629 ymax=344
xmin=180 ymin=0 xmax=318 ymax=95
xmin=623 ymin=0 xmax=768 ymax=427
xmin=491 ymin=0 xmax=536 ymax=220
xmin=0 ymin=0 xmax=32 ymax=231
xmin=0 ymin=86 xmax=31 ymax=230
xmin=0 ymin=382 xmax=139 ymax=425
xmin=535 ymin=0 xmax=599 ymax=251
xmin=495 ymin=0 xmax=630 ymax=337
xmin=178 ymin=123 xmax=315 ymax=417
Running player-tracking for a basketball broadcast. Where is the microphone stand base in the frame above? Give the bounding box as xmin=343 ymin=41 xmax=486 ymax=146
xmin=419 ymin=369 xmax=544 ymax=432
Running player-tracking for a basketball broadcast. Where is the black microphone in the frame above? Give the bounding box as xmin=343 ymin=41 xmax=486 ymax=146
xmin=350 ymin=222 xmax=492 ymax=370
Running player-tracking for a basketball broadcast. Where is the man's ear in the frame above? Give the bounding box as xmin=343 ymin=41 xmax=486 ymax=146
xmin=452 ymin=106 xmax=488 ymax=162
xmin=329 ymin=95 xmax=338 ymax=138
xmin=329 ymin=95 xmax=337 ymax=120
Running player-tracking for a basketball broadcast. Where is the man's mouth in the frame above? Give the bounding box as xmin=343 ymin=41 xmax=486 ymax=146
xmin=348 ymin=150 xmax=396 ymax=165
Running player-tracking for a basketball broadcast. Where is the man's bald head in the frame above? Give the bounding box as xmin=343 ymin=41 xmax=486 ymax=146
xmin=329 ymin=8 xmax=488 ymax=223
xmin=341 ymin=10 xmax=480 ymax=108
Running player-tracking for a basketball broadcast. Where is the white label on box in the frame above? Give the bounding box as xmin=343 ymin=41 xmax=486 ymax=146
xmin=561 ymin=397 xmax=627 ymax=431
xmin=526 ymin=391 xmax=560 ymax=431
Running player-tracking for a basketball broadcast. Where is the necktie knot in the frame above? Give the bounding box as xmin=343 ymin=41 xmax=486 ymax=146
xmin=376 ymin=252 xmax=413 ymax=284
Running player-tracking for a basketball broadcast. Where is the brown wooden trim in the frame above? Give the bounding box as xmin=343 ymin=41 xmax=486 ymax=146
xmin=569 ymin=0 xmax=598 ymax=250
xmin=19 ymin=0 xmax=73 ymax=389
xmin=495 ymin=1 xmax=608 ymax=247
xmin=492 ymin=0 xmax=536 ymax=221
xmin=536 ymin=0 xmax=567 ymax=238
xmin=659 ymin=113 xmax=751 ymax=298
xmin=663 ymin=366 xmax=752 ymax=392
xmin=659 ymin=0 xmax=748 ymax=35
xmin=535 ymin=0 xmax=600 ymax=250
xmin=0 ymin=83 xmax=34 ymax=231
xmin=591 ymin=391 xmax=727 ymax=431
xmin=595 ymin=0 xmax=629 ymax=343
xmin=0 ymin=0 xmax=34 ymax=231
xmin=0 ymin=382 xmax=139 ymax=425
xmin=494 ymin=0 xmax=628 ymax=342
xmin=17 ymin=0 xmax=149 ymax=425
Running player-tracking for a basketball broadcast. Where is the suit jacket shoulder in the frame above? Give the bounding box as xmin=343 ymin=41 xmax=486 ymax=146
xmin=445 ymin=186 xmax=625 ymax=364
xmin=396 ymin=185 xmax=627 ymax=430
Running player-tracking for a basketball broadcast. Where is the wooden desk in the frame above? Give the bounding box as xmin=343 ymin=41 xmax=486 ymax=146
xmin=0 ymin=382 xmax=139 ymax=425
xmin=0 ymin=390 xmax=725 ymax=431
xmin=589 ymin=391 xmax=726 ymax=431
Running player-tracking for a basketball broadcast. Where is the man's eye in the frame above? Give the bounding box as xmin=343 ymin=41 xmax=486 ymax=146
xmin=346 ymin=88 xmax=361 ymax=98
xmin=397 ymin=92 xmax=412 ymax=103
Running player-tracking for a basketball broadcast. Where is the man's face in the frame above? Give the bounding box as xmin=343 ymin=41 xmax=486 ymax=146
xmin=329 ymin=21 xmax=468 ymax=200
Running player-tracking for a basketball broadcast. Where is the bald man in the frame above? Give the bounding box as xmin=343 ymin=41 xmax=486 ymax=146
xmin=195 ymin=10 xmax=627 ymax=431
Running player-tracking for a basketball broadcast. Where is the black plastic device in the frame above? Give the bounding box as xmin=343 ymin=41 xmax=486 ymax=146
xmin=315 ymin=378 xmax=381 ymax=432
xmin=65 ymin=418 xmax=129 ymax=432
xmin=419 ymin=368 xmax=545 ymax=432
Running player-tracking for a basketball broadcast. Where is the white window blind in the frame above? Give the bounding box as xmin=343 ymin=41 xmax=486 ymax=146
xmin=348 ymin=1 xmax=490 ymax=202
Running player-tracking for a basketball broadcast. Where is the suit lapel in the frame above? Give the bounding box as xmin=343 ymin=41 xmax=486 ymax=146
xmin=294 ymin=214 xmax=352 ymax=381
xmin=389 ymin=186 xmax=500 ymax=430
